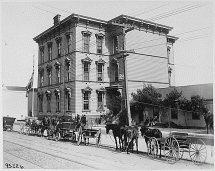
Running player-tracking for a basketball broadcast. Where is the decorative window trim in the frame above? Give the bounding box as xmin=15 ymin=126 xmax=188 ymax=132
xmin=95 ymin=33 xmax=104 ymax=39
xmin=45 ymin=90 xmax=52 ymax=96
xmin=111 ymin=57 xmax=118 ymax=64
xmin=81 ymin=86 xmax=92 ymax=93
xmin=82 ymin=31 xmax=92 ymax=53
xmin=65 ymin=57 xmax=72 ymax=66
xmin=96 ymin=87 xmax=106 ymax=94
xmin=54 ymin=89 xmax=60 ymax=112
xmin=64 ymin=87 xmax=72 ymax=111
xmin=96 ymin=90 xmax=105 ymax=111
xmin=47 ymin=41 xmax=53 ymax=46
xmin=95 ymin=60 xmax=105 ymax=82
xmin=65 ymin=32 xmax=72 ymax=54
xmin=47 ymin=43 xmax=52 ymax=61
xmin=38 ymin=67 xmax=44 ymax=74
xmin=54 ymin=63 xmax=61 ymax=84
xmin=167 ymin=46 xmax=171 ymax=51
xmin=37 ymin=92 xmax=43 ymax=112
xmin=54 ymin=61 xmax=61 ymax=69
xmin=46 ymin=64 xmax=52 ymax=72
xmin=55 ymin=36 xmax=62 ymax=42
xmin=81 ymin=30 xmax=92 ymax=36
xmin=81 ymin=56 xmax=92 ymax=64
xmin=39 ymin=45 xmax=45 ymax=51
xmin=95 ymin=33 xmax=104 ymax=54
xmin=45 ymin=90 xmax=52 ymax=112
xmin=65 ymin=31 xmax=72 ymax=38
xmin=95 ymin=58 xmax=105 ymax=65
xmin=82 ymin=86 xmax=92 ymax=111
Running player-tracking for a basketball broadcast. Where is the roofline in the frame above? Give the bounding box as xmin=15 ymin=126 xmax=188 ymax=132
xmin=167 ymin=35 xmax=179 ymax=40
xmin=33 ymin=13 xmax=107 ymax=41
xmin=34 ymin=13 xmax=174 ymax=42
xmin=157 ymin=83 xmax=213 ymax=90
xmin=108 ymin=14 xmax=173 ymax=31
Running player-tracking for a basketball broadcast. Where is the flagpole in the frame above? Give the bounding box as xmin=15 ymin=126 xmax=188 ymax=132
xmin=32 ymin=52 xmax=35 ymax=117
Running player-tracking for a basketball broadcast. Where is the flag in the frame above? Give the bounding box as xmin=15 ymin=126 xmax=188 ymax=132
xmin=26 ymin=71 xmax=34 ymax=97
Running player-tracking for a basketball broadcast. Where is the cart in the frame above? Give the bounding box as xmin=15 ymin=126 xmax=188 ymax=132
xmin=54 ymin=121 xmax=78 ymax=142
xmin=77 ymin=125 xmax=101 ymax=147
xmin=147 ymin=131 xmax=207 ymax=165
xmin=3 ymin=117 xmax=16 ymax=131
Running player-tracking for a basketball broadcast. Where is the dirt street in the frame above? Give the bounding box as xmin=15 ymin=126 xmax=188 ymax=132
xmin=3 ymin=131 xmax=214 ymax=169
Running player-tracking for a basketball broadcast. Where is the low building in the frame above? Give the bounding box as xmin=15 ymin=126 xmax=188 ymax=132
xmin=132 ymin=83 xmax=213 ymax=128
xmin=157 ymin=83 xmax=213 ymax=128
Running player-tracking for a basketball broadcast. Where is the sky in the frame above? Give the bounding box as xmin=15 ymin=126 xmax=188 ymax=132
xmin=1 ymin=0 xmax=214 ymax=88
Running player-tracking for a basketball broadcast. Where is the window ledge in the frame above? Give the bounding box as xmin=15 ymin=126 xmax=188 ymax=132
xmin=82 ymin=110 xmax=91 ymax=113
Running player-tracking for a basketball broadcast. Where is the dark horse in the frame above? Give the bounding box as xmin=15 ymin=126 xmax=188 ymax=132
xmin=140 ymin=125 xmax=162 ymax=158
xmin=204 ymin=112 xmax=213 ymax=134
xmin=124 ymin=125 xmax=139 ymax=154
xmin=105 ymin=123 xmax=125 ymax=151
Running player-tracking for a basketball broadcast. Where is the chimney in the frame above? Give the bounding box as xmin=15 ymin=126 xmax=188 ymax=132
xmin=53 ymin=14 xmax=61 ymax=25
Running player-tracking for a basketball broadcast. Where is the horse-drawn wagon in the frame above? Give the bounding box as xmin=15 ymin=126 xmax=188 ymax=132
xmin=77 ymin=124 xmax=101 ymax=147
xmin=146 ymin=130 xmax=207 ymax=165
xmin=54 ymin=121 xmax=78 ymax=142
xmin=3 ymin=116 xmax=16 ymax=131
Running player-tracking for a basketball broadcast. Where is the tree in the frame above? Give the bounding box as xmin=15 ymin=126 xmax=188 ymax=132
xmin=130 ymin=84 xmax=162 ymax=123
xmin=178 ymin=97 xmax=191 ymax=128
xmin=190 ymin=95 xmax=211 ymax=133
xmin=106 ymin=89 xmax=122 ymax=116
xmin=163 ymin=88 xmax=183 ymax=128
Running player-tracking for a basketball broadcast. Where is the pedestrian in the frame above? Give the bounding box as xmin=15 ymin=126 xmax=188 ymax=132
xmin=145 ymin=117 xmax=149 ymax=126
xmin=149 ymin=117 xmax=153 ymax=126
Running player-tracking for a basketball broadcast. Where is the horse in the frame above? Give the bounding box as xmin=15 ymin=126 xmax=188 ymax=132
xmin=41 ymin=117 xmax=50 ymax=137
xmin=105 ymin=123 xmax=125 ymax=151
xmin=124 ymin=125 xmax=139 ymax=154
xmin=204 ymin=112 xmax=213 ymax=134
xmin=140 ymin=125 xmax=162 ymax=158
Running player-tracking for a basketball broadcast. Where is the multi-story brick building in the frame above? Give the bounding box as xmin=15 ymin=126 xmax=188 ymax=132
xmin=33 ymin=14 xmax=178 ymax=122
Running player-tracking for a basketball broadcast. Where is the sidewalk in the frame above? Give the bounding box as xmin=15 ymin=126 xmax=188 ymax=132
xmin=92 ymin=125 xmax=214 ymax=165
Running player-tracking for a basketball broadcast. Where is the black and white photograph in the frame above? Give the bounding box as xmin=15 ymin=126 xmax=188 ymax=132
xmin=1 ymin=0 xmax=214 ymax=169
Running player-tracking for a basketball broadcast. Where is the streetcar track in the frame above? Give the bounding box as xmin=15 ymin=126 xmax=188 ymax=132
xmin=4 ymin=139 xmax=103 ymax=170
xmin=4 ymin=138 xmax=131 ymax=169
xmin=4 ymin=132 xmax=214 ymax=168
xmin=4 ymin=150 xmax=45 ymax=169
xmin=4 ymin=134 xmax=130 ymax=163
xmin=4 ymin=134 xmax=148 ymax=169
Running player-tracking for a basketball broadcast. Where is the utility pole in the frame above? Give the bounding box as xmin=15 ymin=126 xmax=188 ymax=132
xmin=32 ymin=52 xmax=35 ymax=117
xmin=117 ymin=26 xmax=134 ymax=126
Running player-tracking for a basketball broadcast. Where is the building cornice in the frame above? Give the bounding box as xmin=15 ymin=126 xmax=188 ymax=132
xmin=33 ymin=13 xmax=175 ymax=43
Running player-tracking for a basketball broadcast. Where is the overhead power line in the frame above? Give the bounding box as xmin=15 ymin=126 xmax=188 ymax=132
xmin=133 ymin=3 xmax=170 ymax=17
xmin=39 ymin=2 xmax=72 ymax=14
xmin=148 ymin=3 xmax=207 ymax=21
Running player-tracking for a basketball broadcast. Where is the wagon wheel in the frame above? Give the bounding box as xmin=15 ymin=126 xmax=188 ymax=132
xmin=77 ymin=126 xmax=82 ymax=145
xmin=147 ymin=137 xmax=159 ymax=159
xmin=164 ymin=137 xmax=180 ymax=164
xmin=189 ymin=139 xmax=207 ymax=165
xmin=55 ymin=132 xmax=61 ymax=141
xmin=178 ymin=148 xmax=184 ymax=160
xmin=26 ymin=127 xmax=30 ymax=135
xmin=96 ymin=129 xmax=102 ymax=147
